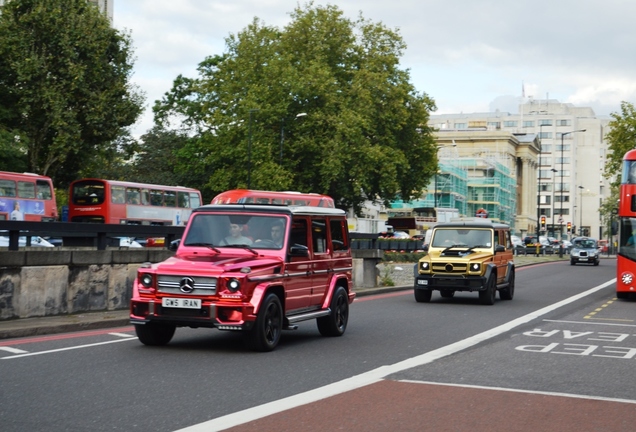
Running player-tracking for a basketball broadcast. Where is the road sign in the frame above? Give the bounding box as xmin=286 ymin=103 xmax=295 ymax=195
xmin=558 ymin=216 xmax=564 ymax=224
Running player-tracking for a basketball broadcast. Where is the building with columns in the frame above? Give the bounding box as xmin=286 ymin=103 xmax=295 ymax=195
xmin=429 ymin=100 xmax=611 ymax=240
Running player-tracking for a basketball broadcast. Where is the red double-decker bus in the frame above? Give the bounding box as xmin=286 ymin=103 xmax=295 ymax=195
xmin=616 ymin=149 xmax=636 ymax=298
xmin=211 ymin=189 xmax=335 ymax=208
xmin=0 ymin=171 xmax=58 ymax=221
xmin=68 ymin=179 xmax=202 ymax=225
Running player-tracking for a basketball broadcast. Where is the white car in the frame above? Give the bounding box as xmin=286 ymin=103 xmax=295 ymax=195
xmin=0 ymin=236 xmax=55 ymax=248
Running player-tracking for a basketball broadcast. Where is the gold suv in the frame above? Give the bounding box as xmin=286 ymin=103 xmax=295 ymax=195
xmin=414 ymin=219 xmax=515 ymax=305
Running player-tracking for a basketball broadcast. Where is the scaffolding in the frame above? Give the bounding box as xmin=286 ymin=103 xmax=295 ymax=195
xmin=388 ymin=151 xmax=517 ymax=231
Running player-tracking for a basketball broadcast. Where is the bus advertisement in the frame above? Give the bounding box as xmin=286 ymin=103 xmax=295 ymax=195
xmin=211 ymin=189 xmax=335 ymax=208
xmin=68 ymin=179 xmax=202 ymax=225
xmin=616 ymin=149 xmax=636 ymax=298
xmin=0 ymin=171 xmax=58 ymax=221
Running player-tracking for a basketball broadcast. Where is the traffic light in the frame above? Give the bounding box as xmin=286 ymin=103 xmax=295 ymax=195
xmin=540 ymin=216 xmax=546 ymax=231
xmin=567 ymin=222 xmax=572 ymax=234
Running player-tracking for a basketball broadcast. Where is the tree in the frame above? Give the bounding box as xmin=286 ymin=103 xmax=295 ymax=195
xmin=154 ymin=3 xmax=437 ymax=213
xmin=601 ymin=101 xmax=636 ymax=222
xmin=0 ymin=0 xmax=144 ymax=187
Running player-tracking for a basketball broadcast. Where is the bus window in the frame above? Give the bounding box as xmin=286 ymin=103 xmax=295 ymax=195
xmin=18 ymin=181 xmax=36 ymax=199
xmin=112 ymin=186 xmax=126 ymax=204
xmin=36 ymin=180 xmax=52 ymax=200
xmin=0 ymin=180 xmax=16 ymax=197
xmin=190 ymin=192 xmax=201 ymax=208
xmin=256 ymin=198 xmax=270 ymax=204
xmin=178 ymin=191 xmax=190 ymax=208
xmin=140 ymin=189 xmax=150 ymax=205
xmin=127 ymin=188 xmax=141 ymax=204
xmin=165 ymin=190 xmax=177 ymax=207
xmin=150 ymin=190 xmax=163 ymax=206
xmin=272 ymin=198 xmax=283 ymax=204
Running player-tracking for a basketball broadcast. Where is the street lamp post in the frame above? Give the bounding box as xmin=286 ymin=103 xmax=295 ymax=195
xmin=550 ymin=168 xmax=558 ymax=237
xmin=536 ymin=124 xmax=547 ymax=241
xmin=559 ymin=129 xmax=586 ymax=239
xmin=280 ymin=112 xmax=307 ymax=165
xmin=578 ymin=185 xmax=584 ymax=236
xmin=247 ymin=109 xmax=259 ymax=189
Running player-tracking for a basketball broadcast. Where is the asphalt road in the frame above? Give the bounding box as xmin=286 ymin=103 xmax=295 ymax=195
xmin=1 ymin=259 xmax=632 ymax=431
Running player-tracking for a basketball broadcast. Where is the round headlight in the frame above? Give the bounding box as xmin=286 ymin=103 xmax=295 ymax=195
xmin=470 ymin=263 xmax=481 ymax=272
xmin=621 ymin=273 xmax=633 ymax=285
xmin=227 ymin=278 xmax=241 ymax=292
xmin=420 ymin=262 xmax=430 ymax=271
xmin=141 ymin=274 xmax=153 ymax=287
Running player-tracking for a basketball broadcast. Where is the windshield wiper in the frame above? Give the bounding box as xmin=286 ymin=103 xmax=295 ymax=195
xmin=221 ymin=244 xmax=259 ymax=255
xmin=184 ymin=242 xmax=221 ymax=253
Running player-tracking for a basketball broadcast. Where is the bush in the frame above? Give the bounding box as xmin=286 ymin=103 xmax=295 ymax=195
xmin=382 ymin=251 xmax=426 ymax=263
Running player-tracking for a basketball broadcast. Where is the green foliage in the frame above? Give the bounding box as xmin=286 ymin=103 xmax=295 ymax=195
xmin=382 ymin=251 xmax=426 ymax=262
xmin=602 ymin=101 xmax=636 ymax=224
xmin=0 ymin=0 xmax=144 ymax=189
xmin=153 ymin=3 xmax=437 ymax=212
xmin=604 ymin=101 xmax=636 ymax=185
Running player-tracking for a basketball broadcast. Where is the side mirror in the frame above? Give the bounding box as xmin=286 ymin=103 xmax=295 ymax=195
xmin=169 ymin=239 xmax=180 ymax=252
xmin=495 ymin=244 xmax=505 ymax=253
xmin=289 ymin=244 xmax=309 ymax=257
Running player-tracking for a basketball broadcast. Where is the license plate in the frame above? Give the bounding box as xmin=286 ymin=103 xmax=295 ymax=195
xmin=417 ymin=279 xmax=428 ymax=286
xmin=162 ymin=298 xmax=202 ymax=309
xmin=579 ymin=258 xmax=588 ymax=261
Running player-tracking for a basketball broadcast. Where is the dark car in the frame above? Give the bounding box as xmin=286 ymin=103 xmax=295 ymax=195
xmin=570 ymin=237 xmax=600 ymax=266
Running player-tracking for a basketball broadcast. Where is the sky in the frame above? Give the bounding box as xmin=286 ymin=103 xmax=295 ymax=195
xmin=113 ymin=0 xmax=636 ymax=138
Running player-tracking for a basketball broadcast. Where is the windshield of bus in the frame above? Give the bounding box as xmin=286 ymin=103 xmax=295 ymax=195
xmin=184 ymin=213 xmax=287 ymax=250
xmin=72 ymin=180 xmax=106 ymax=205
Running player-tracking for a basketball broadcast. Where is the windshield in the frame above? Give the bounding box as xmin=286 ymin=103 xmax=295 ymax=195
xmin=431 ymin=228 xmax=492 ymax=248
xmin=573 ymin=239 xmax=597 ymax=249
xmin=184 ymin=213 xmax=287 ymax=250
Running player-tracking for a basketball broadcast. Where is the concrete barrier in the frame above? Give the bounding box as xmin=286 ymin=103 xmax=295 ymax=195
xmin=0 ymin=249 xmax=382 ymax=320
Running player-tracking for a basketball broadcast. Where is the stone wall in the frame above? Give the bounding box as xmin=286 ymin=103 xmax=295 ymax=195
xmin=0 ymin=250 xmax=173 ymax=320
xmin=0 ymin=249 xmax=378 ymax=320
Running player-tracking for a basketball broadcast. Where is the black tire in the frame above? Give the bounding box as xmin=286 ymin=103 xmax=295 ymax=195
xmin=317 ymin=286 xmax=349 ymax=337
xmin=617 ymin=291 xmax=629 ymax=300
xmin=499 ymin=268 xmax=515 ymax=300
xmin=247 ymin=293 xmax=283 ymax=352
xmin=570 ymin=259 xmax=576 ymax=265
xmin=414 ymin=288 xmax=432 ymax=303
xmin=440 ymin=290 xmax=455 ymax=298
xmin=479 ymin=273 xmax=496 ymax=305
xmin=594 ymin=260 xmax=600 ymax=266
xmin=135 ymin=323 xmax=176 ymax=346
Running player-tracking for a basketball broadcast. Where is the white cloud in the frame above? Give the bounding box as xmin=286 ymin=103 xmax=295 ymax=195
xmin=114 ymin=0 xmax=636 ymax=136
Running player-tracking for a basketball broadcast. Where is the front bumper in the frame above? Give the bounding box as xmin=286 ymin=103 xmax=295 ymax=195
xmin=130 ymin=299 xmax=256 ymax=331
xmin=414 ymin=274 xmax=487 ymax=292
xmin=571 ymin=255 xmax=598 ymax=264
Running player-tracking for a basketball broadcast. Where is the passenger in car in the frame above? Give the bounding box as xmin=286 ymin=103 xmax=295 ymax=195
xmin=221 ymin=223 xmax=253 ymax=245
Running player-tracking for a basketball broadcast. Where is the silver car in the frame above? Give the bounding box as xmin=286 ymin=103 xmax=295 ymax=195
xmin=570 ymin=237 xmax=600 ymax=266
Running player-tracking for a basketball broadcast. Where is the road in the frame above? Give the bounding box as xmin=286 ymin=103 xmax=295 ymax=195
xmin=1 ymin=260 xmax=633 ymax=431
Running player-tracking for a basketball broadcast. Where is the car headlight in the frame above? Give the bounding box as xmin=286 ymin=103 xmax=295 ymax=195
xmin=621 ymin=272 xmax=633 ymax=285
xmin=140 ymin=273 xmax=153 ymax=288
xmin=419 ymin=261 xmax=430 ymax=271
xmin=227 ymin=278 xmax=241 ymax=292
xmin=469 ymin=263 xmax=481 ymax=272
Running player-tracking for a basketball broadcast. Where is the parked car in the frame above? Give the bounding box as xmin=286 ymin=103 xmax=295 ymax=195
xmin=522 ymin=235 xmax=554 ymax=254
xmin=560 ymin=239 xmax=573 ymax=254
xmin=0 ymin=236 xmax=54 ymax=248
xmin=511 ymin=235 xmax=526 ymax=254
xmin=570 ymin=237 xmax=600 ymax=266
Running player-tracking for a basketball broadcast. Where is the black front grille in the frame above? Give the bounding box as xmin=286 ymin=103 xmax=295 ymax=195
xmin=158 ymin=306 xmax=211 ymax=318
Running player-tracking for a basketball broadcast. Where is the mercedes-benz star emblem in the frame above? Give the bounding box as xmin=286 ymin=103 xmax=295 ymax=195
xmin=180 ymin=277 xmax=195 ymax=293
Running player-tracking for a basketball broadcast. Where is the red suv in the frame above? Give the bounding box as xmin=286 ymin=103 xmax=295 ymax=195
xmin=130 ymin=204 xmax=355 ymax=351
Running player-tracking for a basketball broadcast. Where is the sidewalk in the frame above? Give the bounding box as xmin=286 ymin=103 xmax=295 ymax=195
xmin=0 ymin=254 xmax=583 ymax=340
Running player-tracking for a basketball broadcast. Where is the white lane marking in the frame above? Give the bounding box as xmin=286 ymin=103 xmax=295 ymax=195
xmin=0 ymin=346 xmax=29 ymax=354
xmin=108 ymin=332 xmax=136 ymax=338
xmin=176 ymin=278 xmax=616 ymax=432
xmin=1 ymin=337 xmax=138 ymax=360
xmin=398 ymin=380 xmax=636 ymax=405
xmin=544 ymin=319 xmax=636 ymax=328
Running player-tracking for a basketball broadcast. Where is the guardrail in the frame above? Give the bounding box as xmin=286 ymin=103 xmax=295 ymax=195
xmin=0 ymin=221 xmax=184 ymax=251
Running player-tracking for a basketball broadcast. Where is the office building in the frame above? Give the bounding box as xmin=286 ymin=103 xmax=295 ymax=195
xmin=428 ymin=99 xmax=611 ymax=240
